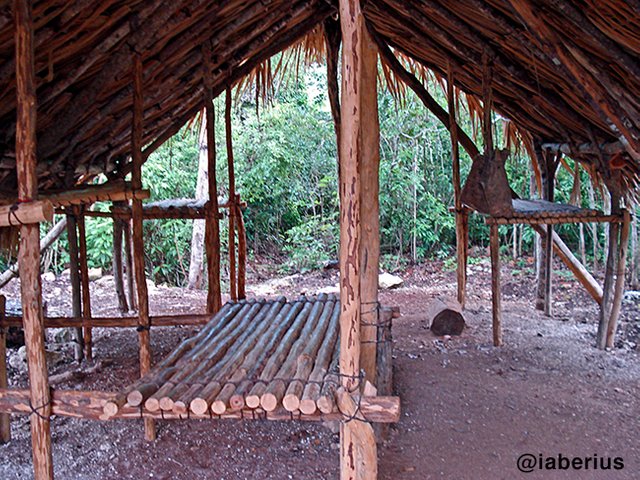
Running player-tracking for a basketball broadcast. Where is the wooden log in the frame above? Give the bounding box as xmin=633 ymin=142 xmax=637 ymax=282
xmin=76 ymin=209 xmax=92 ymax=360
xmin=0 ymin=200 xmax=53 ymax=227
xmin=65 ymin=214 xmax=84 ymax=362
xmin=490 ymin=224 xmax=502 ymax=346
xmin=175 ymin=300 xmax=273 ymax=414
xmin=205 ymin=301 xmax=288 ymax=415
xmin=336 ymin=387 xmax=378 ymax=480
xmin=245 ymin=301 xmax=314 ymax=409
xmin=227 ymin=299 xmax=301 ymax=412
xmin=0 ymin=389 xmax=401 ymax=424
xmin=544 ymin=224 xmax=554 ymax=317
xmin=148 ymin=302 xmax=256 ymax=412
xmin=376 ymin=307 xmax=395 ymax=397
xmin=0 ymin=296 xmax=9 ymax=443
xmin=112 ymin=202 xmax=129 ymax=313
xmin=202 ymin=45 xmax=222 ymax=315
xmin=447 ymin=61 xmax=467 ymax=309
xmin=290 ymin=302 xmax=340 ymax=413
xmin=317 ymin=345 xmax=340 ymax=414
xmin=38 ymin=182 xmax=150 ymax=208
xmin=236 ymin=198 xmax=247 ymax=300
xmin=260 ymin=300 xmax=333 ymax=412
xmin=123 ymin=218 xmax=136 ymax=311
xmin=428 ymin=298 xmax=465 ymax=336
xmin=131 ymin=53 xmax=155 ymax=442
xmin=0 ymin=313 xmax=214 ymax=329
xmin=225 ymin=86 xmax=237 ymax=302
xmin=14 ymin=0 xmax=54 ymax=476
xmin=606 ymin=209 xmax=631 ymax=348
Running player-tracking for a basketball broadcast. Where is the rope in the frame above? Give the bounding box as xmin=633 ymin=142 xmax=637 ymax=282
xmin=8 ymin=203 xmax=24 ymax=226
xmin=28 ymin=394 xmax=52 ymax=421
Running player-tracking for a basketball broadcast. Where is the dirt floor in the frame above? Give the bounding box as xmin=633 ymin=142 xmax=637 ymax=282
xmin=1 ymin=253 xmax=639 ymax=479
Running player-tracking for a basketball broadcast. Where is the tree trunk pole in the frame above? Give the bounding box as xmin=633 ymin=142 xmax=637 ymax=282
xmin=0 ymin=295 xmax=10 ymax=443
xmin=187 ymin=120 xmax=208 ymax=290
xmin=490 ymin=224 xmax=502 ymax=346
xmin=14 ymin=0 xmax=54 ymax=476
xmin=338 ymin=1 xmax=378 ymax=478
xmin=236 ymin=197 xmax=247 ymax=300
xmin=111 ymin=205 xmax=128 ymax=313
xmin=606 ymin=210 xmax=630 ymax=348
xmin=225 ymin=86 xmax=237 ymax=302
xmin=202 ymin=45 xmax=222 ymax=314
xmin=131 ymin=53 xmax=156 ymax=441
xmin=447 ymin=61 xmax=467 ymax=308
xmin=76 ymin=208 xmax=92 ymax=360
xmin=124 ymin=219 xmax=136 ymax=311
xmin=65 ymin=214 xmax=84 ymax=362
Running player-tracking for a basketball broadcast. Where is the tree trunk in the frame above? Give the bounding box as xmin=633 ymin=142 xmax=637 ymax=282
xmin=187 ymin=116 xmax=209 ymax=289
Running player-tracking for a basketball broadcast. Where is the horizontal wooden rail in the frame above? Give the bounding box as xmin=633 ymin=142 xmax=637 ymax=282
xmin=0 ymin=313 xmax=212 ymax=329
xmin=0 ymin=389 xmax=400 ymax=423
xmin=0 ymin=200 xmax=53 ymax=227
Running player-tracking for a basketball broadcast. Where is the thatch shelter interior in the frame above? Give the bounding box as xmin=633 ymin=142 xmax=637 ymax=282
xmin=1 ymin=0 xmax=639 ymax=478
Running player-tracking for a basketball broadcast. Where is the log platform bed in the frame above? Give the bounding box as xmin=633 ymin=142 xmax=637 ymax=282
xmin=0 ymin=295 xmax=400 ymax=425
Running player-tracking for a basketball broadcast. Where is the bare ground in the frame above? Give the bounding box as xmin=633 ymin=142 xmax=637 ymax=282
xmin=0 ymin=253 xmax=639 ymax=479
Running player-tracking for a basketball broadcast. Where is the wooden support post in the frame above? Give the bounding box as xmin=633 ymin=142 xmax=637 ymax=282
xmin=544 ymin=224 xmax=553 ymax=317
xmin=124 ymin=219 xmax=136 ymax=311
xmin=76 ymin=208 xmax=92 ymax=360
xmin=0 ymin=295 xmax=10 ymax=443
xmin=202 ymin=45 xmax=222 ymax=314
xmin=112 ymin=202 xmax=129 ymax=313
xmin=447 ymin=61 xmax=467 ymax=308
xmin=606 ymin=210 xmax=631 ymax=348
xmin=131 ymin=53 xmax=155 ymax=441
xmin=358 ymin=22 xmax=380 ymax=386
xmin=14 ymin=0 xmax=54 ymax=476
xmin=338 ymin=1 xmax=378 ymax=478
xmin=225 ymin=86 xmax=237 ymax=302
xmin=65 ymin=213 xmax=84 ymax=362
xmin=489 ymin=224 xmax=502 ymax=346
xmin=236 ymin=195 xmax=247 ymax=300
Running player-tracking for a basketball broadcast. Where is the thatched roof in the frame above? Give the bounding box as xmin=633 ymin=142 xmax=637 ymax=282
xmin=0 ymin=0 xmax=639 ymax=197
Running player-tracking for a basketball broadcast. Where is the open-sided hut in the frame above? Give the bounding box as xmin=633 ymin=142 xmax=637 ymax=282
xmin=1 ymin=1 xmax=639 ymax=479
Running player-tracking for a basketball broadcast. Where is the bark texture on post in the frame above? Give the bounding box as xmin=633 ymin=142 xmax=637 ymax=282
xmin=76 ymin=209 xmax=92 ymax=360
xmin=0 ymin=295 xmax=10 ymax=443
xmin=338 ymin=1 xmax=378 ymax=478
xmin=66 ymin=214 xmax=84 ymax=362
xmin=112 ymin=203 xmax=129 ymax=313
xmin=447 ymin=62 xmax=467 ymax=308
xmin=131 ymin=53 xmax=156 ymax=441
xmin=202 ymin=45 xmax=222 ymax=314
xmin=490 ymin=224 xmax=502 ymax=346
xmin=225 ymin=86 xmax=237 ymax=302
xmin=14 ymin=0 xmax=54 ymax=476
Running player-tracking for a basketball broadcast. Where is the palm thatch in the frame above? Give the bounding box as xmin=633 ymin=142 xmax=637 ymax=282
xmin=0 ymin=0 xmax=639 ymax=202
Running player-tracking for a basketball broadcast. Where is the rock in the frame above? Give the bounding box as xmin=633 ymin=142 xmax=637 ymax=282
xmin=379 ymin=272 xmax=404 ymax=289
xmin=60 ymin=268 xmax=70 ymax=278
xmin=45 ymin=350 xmax=64 ymax=366
xmin=52 ymin=328 xmax=74 ymax=344
xmin=88 ymin=267 xmax=102 ymax=281
xmin=322 ymin=260 xmax=339 ymax=270
xmin=9 ymin=346 xmax=28 ymax=372
xmin=42 ymin=271 xmax=56 ymax=282
xmin=623 ymin=291 xmax=640 ymax=304
xmin=318 ymin=284 xmax=339 ymax=294
xmin=95 ymin=274 xmax=114 ymax=286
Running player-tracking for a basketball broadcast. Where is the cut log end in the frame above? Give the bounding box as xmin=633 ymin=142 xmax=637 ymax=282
xmin=190 ymin=398 xmax=208 ymax=416
xmin=159 ymin=397 xmax=174 ymax=411
xmin=144 ymin=397 xmax=160 ymax=412
xmin=229 ymin=394 xmax=245 ymax=411
xmin=428 ymin=298 xmax=466 ymax=336
xmin=299 ymin=399 xmax=317 ymax=415
xmin=317 ymin=395 xmax=334 ymax=414
xmin=126 ymin=390 xmax=143 ymax=407
xmin=102 ymin=401 xmax=119 ymax=417
xmin=260 ymin=393 xmax=278 ymax=412
xmin=282 ymin=394 xmax=300 ymax=412
xmin=211 ymin=400 xmax=227 ymax=415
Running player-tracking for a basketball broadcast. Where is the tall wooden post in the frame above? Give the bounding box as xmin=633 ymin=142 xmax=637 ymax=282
xmin=124 ymin=219 xmax=136 ymax=310
xmin=338 ymin=1 xmax=378 ymax=479
xmin=202 ymin=46 xmax=222 ymax=314
xmin=489 ymin=223 xmax=502 ymax=346
xmin=225 ymin=86 xmax=238 ymax=302
xmin=447 ymin=61 xmax=467 ymax=308
xmin=76 ymin=208 xmax=92 ymax=360
xmin=236 ymin=194 xmax=247 ymax=300
xmin=606 ymin=209 xmax=631 ymax=348
xmin=65 ymin=213 xmax=84 ymax=362
xmin=131 ymin=53 xmax=156 ymax=441
xmin=112 ymin=204 xmax=129 ymax=313
xmin=14 ymin=0 xmax=54 ymax=477
xmin=0 ymin=295 xmax=10 ymax=443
